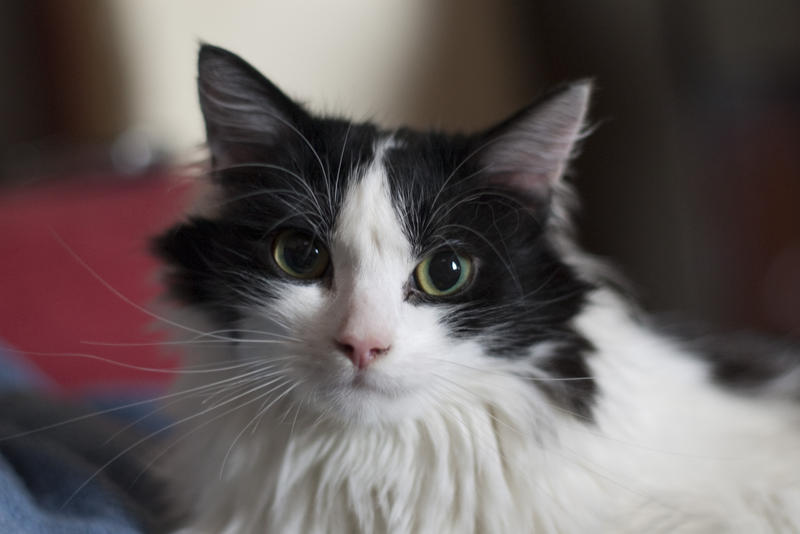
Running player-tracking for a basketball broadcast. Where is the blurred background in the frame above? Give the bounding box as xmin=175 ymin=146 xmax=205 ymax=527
xmin=0 ymin=0 xmax=798 ymax=391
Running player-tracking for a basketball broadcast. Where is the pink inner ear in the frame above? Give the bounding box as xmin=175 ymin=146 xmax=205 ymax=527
xmin=480 ymin=83 xmax=591 ymax=196
xmin=488 ymin=170 xmax=554 ymax=199
xmin=482 ymin=129 xmax=581 ymax=196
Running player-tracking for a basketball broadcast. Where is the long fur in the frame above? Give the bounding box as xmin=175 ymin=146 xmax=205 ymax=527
xmin=165 ymin=289 xmax=800 ymax=533
xmin=157 ymin=46 xmax=800 ymax=533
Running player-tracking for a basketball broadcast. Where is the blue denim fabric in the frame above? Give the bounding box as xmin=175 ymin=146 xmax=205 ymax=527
xmin=0 ymin=345 xmax=158 ymax=533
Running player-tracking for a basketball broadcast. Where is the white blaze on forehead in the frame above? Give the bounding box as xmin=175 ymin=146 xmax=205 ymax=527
xmin=334 ymin=138 xmax=410 ymax=272
xmin=331 ymin=138 xmax=411 ymax=341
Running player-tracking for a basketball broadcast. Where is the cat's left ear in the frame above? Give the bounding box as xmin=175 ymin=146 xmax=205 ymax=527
xmin=197 ymin=44 xmax=310 ymax=169
xmin=479 ymin=81 xmax=591 ymax=199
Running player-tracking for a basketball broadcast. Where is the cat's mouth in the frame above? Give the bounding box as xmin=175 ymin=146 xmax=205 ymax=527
xmin=341 ymin=365 xmax=409 ymax=398
xmin=292 ymin=349 xmax=414 ymax=408
xmin=350 ymin=370 xmax=377 ymax=390
xmin=288 ymin=353 xmax=427 ymax=424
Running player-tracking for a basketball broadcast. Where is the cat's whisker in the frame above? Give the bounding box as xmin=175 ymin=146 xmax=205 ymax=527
xmin=49 ymin=231 xmax=243 ymax=343
xmin=224 ymin=374 xmax=291 ymax=417
xmin=309 ymin=400 xmax=336 ymax=430
xmin=287 ymin=389 xmax=307 ymax=441
xmin=0 ymin=363 xmax=284 ymax=444
xmin=101 ymin=386 xmax=215 ymax=447
xmin=80 ymin=338 xmax=287 ymax=350
xmin=220 ymin=380 xmax=300 ymax=477
xmin=200 ymin=369 xmax=290 ymax=408
xmin=425 ymin=357 xmax=594 ymax=383
xmin=215 ymin=162 xmax=315 ymax=198
xmin=179 ymin=356 xmax=293 ymax=373
xmin=261 ymin=113 xmax=331 ymax=211
xmin=424 ymin=137 xmax=500 ymax=234
xmin=277 ymin=381 xmax=307 ymax=427
xmin=20 ymin=349 xmax=272 ymax=375
xmin=427 ymin=363 xmax=596 ymax=426
xmin=333 ymin=123 xmax=352 ymax=206
xmin=127 ymin=378 xmax=297 ymax=492
xmin=62 ymin=373 xmax=294 ymax=510
xmin=198 ymin=326 xmax=301 ymax=342
xmin=216 ymin=187 xmax=308 ymax=210
xmin=431 ymin=187 xmax=535 ymax=229
xmin=206 ymin=168 xmax=326 ymax=234
xmin=442 ymin=283 xmax=589 ymax=325
xmin=231 ymin=332 xmax=301 ymax=345
xmin=425 ymin=371 xmax=525 ymax=437
xmin=82 ymin=320 xmax=303 ymax=347
xmin=425 ymin=167 xmax=504 ymax=227
xmin=207 ymin=131 xmax=328 ymax=219
xmin=181 ymin=370 xmax=291 ymax=410
xmin=172 ymin=355 xmax=267 ymax=370
xmin=251 ymin=378 xmax=297 ymax=430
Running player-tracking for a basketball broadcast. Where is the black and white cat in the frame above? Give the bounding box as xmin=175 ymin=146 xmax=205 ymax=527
xmin=156 ymin=45 xmax=800 ymax=533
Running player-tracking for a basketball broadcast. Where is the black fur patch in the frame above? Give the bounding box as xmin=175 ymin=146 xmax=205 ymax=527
xmin=697 ymin=333 xmax=800 ymax=400
xmin=535 ymin=336 xmax=597 ymax=419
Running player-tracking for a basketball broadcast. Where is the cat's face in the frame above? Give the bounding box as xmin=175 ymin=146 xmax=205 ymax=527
xmin=156 ymin=45 xmax=596 ymax=425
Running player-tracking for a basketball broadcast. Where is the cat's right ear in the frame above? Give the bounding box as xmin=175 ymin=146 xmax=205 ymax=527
xmin=477 ymin=81 xmax=591 ymax=202
xmin=197 ymin=44 xmax=309 ymax=169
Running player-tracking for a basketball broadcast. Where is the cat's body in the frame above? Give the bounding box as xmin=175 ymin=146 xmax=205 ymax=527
xmin=158 ymin=46 xmax=800 ymax=533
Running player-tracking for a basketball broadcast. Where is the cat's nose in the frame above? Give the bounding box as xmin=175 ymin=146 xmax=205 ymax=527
xmin=335 ymin=335 xmax=391 ymax=370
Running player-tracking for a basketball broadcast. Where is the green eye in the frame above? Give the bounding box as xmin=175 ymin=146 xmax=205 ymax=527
xmin=272 ymin=229 xmax=329 ymax=279
xmin=414 ymin=250 xmax=473 ymax=296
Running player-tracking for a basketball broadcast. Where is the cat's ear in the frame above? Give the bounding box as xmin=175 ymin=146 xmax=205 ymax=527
xmin=479 ymin=81 xmax=591 ymax=199
xmin=197 ymin=44 xmax=309 ymax=168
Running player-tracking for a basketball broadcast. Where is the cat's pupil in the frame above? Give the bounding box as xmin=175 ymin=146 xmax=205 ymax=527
xmin=429 ymin=251 xmax=462 ymax=291
xmin=283 ymin=234 xmax=322 ymax=274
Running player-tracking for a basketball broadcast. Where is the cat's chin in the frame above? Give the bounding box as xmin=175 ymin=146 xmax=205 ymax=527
xmin=321 ymin=397 xmax=427 ymax=427
xmin=296 ymin=372 xmax=429 ymax=426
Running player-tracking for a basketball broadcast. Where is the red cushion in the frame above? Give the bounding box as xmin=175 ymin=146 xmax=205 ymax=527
xmin=0 ymin=174 xmax=193 ymax=392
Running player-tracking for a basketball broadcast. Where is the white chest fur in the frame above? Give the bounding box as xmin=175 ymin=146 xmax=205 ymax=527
xmin=167 ymin=292 xmax=800 ymax=534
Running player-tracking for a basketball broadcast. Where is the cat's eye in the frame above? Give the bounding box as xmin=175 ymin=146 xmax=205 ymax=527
xmin=272 ymin=229 xmax=330 ymax=279
xmin=414 ymin=250 xmax=473 ymax=297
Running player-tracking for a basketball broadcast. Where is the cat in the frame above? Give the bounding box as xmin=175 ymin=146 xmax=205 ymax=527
xmin=154 ymin=44 xmax=800 ymax=533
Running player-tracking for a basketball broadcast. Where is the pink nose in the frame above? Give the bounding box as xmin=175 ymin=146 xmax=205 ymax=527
xmin=335 ymin=335 xmax=390 ymax=370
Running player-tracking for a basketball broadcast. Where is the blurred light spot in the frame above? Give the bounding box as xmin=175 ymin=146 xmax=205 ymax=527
xmin=110 ymin=127 xmax=158 ymax=175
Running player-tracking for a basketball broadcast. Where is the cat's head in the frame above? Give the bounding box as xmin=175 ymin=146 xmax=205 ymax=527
xmin=155 ymin=45 xmax=596 ymax=425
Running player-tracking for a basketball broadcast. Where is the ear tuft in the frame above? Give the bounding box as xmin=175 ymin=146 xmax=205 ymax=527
xmin=480 ymin=81 xmax=592 ymax=197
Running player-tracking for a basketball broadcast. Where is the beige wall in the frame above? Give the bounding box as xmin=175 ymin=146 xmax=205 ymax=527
xmin=108 ymin=1 xmax=535 ymax=155
xmin=108 ymin=0 xmax=438 ymax=153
